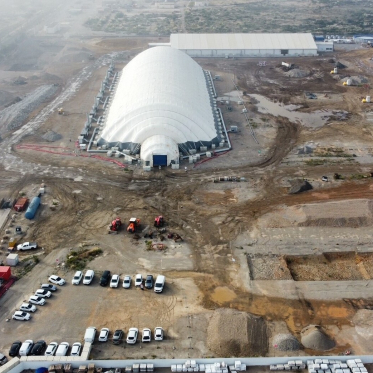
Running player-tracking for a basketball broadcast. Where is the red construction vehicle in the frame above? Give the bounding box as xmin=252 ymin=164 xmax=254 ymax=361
xmin=108 ymin=217 xmax=122 ymax=234
xmin=127 ymin=217 xmax=140 ymax=233
xmin=154 ymin=215 xmax=164 ymax=228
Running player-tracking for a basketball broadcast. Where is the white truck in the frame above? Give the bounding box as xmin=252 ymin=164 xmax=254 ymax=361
xmin=17 ymin=242 xmax=38 ymax=251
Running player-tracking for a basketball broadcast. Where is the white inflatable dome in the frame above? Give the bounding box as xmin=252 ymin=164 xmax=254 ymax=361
xmin=99 ymin=46 xmax=217 ymax=166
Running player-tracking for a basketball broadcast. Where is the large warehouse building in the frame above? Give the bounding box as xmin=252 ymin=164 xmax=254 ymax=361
xmin=163 ymin=33 xmax=318 ymax=58
xmin=98 ymin=47 xmax=222 ymax=167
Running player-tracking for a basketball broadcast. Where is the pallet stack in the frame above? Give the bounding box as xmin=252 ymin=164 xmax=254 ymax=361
xmin=171 ymin=361 xmax=246 ymax=373
xmin=270 ymin=361 xmax=306 ymax=371
xmin=307 ymin=358 xmax=367 ymax=373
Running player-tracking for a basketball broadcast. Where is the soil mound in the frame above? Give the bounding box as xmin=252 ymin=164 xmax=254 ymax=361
xmin=273 ymin=333 xmax=302 ymax=351
xmin=287 ymin=69 xmax=309 ymax=78
xmin=207 ymin=308 xmax=268 ymax=357
xmin=42 ymin=130 xmax=62 ymax=142
xmin=341 ymin=76 xmax=368 ymax=85
xmin=301 ymin=325 xmax=335 ymax=351
xmin=289 ymin=179 xmax=312 ymax=194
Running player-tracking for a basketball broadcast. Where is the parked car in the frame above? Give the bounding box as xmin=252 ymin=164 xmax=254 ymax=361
xmin=17 ymin=242 xmax=37 ymax=251
xmin=145 ymin=275 xmax=154 ymax=289
xmin=12 ymin=311 xmax=31 ymax=321
xmin=20 ymin=303 xmax=36 ymax=313
xmin=0 ymin=353 xmax=8 ymax=366
xmin=9 ymin=341 xmax=22 ymax=357
xmin=135 ymin=274 xmax=142 ymax=287
xmin=55 ymin=342 xmax=69 ymax=356
xmin=99 ymin=270 xmax=111 ymax=287
xmin=154 ymin=275 xmax=165 ymax=293
xmin=142 ymin=328 xmax=151 ymax=342
xmin=112 ymin=329 xmax=124 ymax=345
xmin=123 ymin=275 xmax=131 ymax=289
xmin=72 ymin=271 xmax=83 ymax=285
xmin=19 ymin=340 xmax=34 ymax=356
xmin=35 ymin=289 xmax=52 ymax=298
xmin=40 ymin=284 xmax=57 ymax=292
xmin=30 ymin=340 xmax=46 ymax=356
xmin=29 ymin=296 xmax=46 ymax=306
xmin=321 ymin=176 xmax=328 ymax=182
xmin=83 ymin=270 xmax=95 ymax=285
xmin=44 ymin=342 xmax=58 ymax=356
xmin=98 ymin=328 xmax=110 ymax=342
xmin=154 ymin=327 xmax=164 ymax=341
xmin=70 ymin=342 xmax=82 ymax=356
xmin=110 ymin=274 xmax=120 ymax=288
xmin=126 ymin=328 xmax=138 ymax=344
xmin=48 ymin=275 xmax=66 ymax=285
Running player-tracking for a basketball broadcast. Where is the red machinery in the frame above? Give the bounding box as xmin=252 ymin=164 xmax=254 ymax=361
xmin=154 ymin=215 xmax=164 ymax=228
xmin=108 ymin=217 xmax=122 ymax=234
xmin=127 ymin=218 xmax=140 ymax=233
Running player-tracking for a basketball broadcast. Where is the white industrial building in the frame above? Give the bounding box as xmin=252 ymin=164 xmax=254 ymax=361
xmin=166 ymin=33 xmax=318 ymax=58
xmin=98 ymin=46 xmax=222 ymax=167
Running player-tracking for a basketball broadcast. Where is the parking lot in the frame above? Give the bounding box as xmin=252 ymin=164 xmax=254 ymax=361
xmin=0 ymin=234 xmax=209 ymax=359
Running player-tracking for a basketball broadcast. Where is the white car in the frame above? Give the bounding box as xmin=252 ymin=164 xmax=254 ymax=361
xmin=110 ymin=274 xmax=120 ymax=288
xmin=126 ymin=328 xmax=138 ymax=344
xmin=20 ymin=303 xmax=36 ymax=313
xmin=17 ymin=242 xmax=37 ymax=251
xmin=56 ymin=342 xmax=69 ymax=356
xmin=12 ymin=311 xmax=31 ymax=321
xmin=72 ymin=271 xmax=83 ymax=285
xmin=44 ymin=342 xmax=58 ymax=356
xmin=98 ymin=328 xmax=110 ymax=342
xmin=135 ymin=274 xmax=143 ymax=287
xmin=142 ymin=328 xmax=151 ymax=342
xmin=154 ymin=327 xmax=164 ymax=341
xmin=83 ymin=270 xmax=94 ymax=285
xmin=70 ymin=342 xmax=82 ymax=356
xmin=19 ymin=340 xmax=34 ymax=356
xmin=35 ymin=289 xmax=52 ymax=298
xmin=123 ymin=275 xmax=131 ymax=288
xmin=29 ymin=296 xmax=46 ymax=306
xmin=48 ymin=275 xmax=66 ymax=285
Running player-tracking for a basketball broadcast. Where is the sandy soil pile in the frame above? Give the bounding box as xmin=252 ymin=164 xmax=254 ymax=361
xmin=273 ymin=333 xmax=302 ymax=351
xmin=301 ymin=325 xmax=335 ymax=351
xmin=207 ymin=308 xmax=268 ymax=357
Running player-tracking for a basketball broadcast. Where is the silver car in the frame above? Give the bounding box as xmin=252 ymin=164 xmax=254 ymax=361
xmin=123 ymin=275 xmax=131 ymax=288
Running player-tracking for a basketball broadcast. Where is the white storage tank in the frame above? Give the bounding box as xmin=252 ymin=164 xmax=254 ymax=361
xmin=7 ymin=253 xmax=19 ymax=266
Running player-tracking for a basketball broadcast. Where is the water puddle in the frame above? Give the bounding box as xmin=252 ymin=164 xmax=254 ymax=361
xmin=211 ymin=286 xmax=237 ymax=304
xmin=250 ymin=94 xmax=346 ymax=128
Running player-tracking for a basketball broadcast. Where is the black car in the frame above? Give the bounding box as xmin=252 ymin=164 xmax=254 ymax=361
xmin=145 ymin=275 xmax=154 ymax=289
xmin=99 ymin=270 xmax=111 ymax=287
xmin=112 ymin=329 xmax=124 ymax=345
xmin=41 ymin=284 xmax=57 ymax=292
xmin=9 ymin=341 xmax=22 ymax=357
xmin=30 ymin=340 xmax=46 ymax=356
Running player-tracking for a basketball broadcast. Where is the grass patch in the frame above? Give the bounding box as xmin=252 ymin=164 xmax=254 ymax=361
xmin=66 ymin=247 xmax=103 ymax=270
xmin=305 ymin=159 xmax=327 ymax=166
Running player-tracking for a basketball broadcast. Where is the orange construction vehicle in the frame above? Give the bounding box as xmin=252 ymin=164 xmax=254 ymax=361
xmin=108 ymin=217 xmax=122 ymax=234
xmin=154 ymin=215 xmax=164 ymax=228
xmin=127 ymin=217 xmax=140 ymax=233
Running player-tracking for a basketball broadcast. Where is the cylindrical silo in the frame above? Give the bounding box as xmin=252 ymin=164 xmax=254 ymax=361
xmin=25 ymin=196 xmax=41 ymax=220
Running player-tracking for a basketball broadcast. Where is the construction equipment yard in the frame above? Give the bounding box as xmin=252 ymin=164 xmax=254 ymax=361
xmin=3 ymin=0 xmax=373 ymax=362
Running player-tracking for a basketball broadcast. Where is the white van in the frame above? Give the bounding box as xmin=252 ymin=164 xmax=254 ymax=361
xmin=154 ymin=275 xmax=165 ymax=293
xmin=55 ymin=342 xmax=69 ymax=356
xmin=84 ymin=326 xmax=97 ymax=343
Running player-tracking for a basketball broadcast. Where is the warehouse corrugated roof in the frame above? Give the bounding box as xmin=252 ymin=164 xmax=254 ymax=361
xmin=170 ymin=33 xmax=317 ymax=50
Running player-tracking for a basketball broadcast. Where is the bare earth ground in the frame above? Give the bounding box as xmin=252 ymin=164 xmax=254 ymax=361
xmin=4 ymin=0 xmax=373 ymax=362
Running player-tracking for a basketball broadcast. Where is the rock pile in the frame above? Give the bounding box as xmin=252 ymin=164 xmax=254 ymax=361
xmin=273 ymin=333 xmax=302 ymax=351
xmin=42 ymin=130 xmax=62 ymax=142
xmin=301 ymin=325 xmax=335 ymax=351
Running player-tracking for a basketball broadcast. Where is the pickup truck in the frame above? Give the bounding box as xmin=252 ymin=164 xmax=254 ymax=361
xmin=17 ymin=242 xmax=38 ymax=251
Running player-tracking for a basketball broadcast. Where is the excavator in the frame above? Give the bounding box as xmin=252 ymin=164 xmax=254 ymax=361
xmin=108 ymin=217 xmax=122 ymax=234
xmin=127 ymin=217 xmax=140 ymax=233
xmin=154 ymin=215 xmax=164 ymax=228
